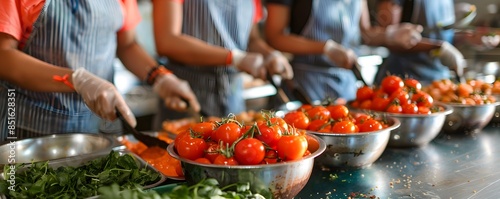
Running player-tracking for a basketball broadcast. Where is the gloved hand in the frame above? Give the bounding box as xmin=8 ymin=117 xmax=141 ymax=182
xmin=385 ymin=23 xmax=423 ymax=49
xmin=232 ymin=49 xmax=265 ymax=79
xmin=323 ymin=39 xmax=357 ymax=69
xmin=153 ymin=73 xmax=200 ymax=112
xmin=72 ymin=68 xmax=136 ymax=127
xmin=263 ymin=51 xmax=294 ymax=80
xmin=434 ymin=41 xmax=466 ymax=76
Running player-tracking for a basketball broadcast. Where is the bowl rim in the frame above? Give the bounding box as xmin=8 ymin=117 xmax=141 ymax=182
xmin=306 ymin=116 xmax=401 ymax=136
xmin=438 ymin=101 xmax=500 ymax=108
xmin=357 ymin=102 xmax=454 ymax=118
xmin=167 ymin=133 xmax=327 ymax=169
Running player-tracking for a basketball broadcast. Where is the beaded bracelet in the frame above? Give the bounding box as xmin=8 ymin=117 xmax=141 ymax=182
xmin=146 ymin=65 xmax=172 ymax=85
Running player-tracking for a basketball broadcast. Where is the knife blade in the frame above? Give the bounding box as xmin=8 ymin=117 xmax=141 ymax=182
xmin=116 ymin=109 xmax=169 ymax=149
xmin=352 ymin=62 xmax=368 ymax=86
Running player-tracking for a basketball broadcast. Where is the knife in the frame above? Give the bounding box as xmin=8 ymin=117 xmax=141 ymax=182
xmin=352 ymin=62 xmax=368 ymax=86
xmin=267 ymin=73 xmax=291 ymax=104
xmin=116 ymin=109 xmax=169 ymax=149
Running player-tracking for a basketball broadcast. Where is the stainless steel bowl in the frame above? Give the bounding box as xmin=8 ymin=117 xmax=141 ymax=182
xmin=384 ymin=102 xmax=453 ymax=147
xmin=0 ymin=133 xmax=118 ymax=165
xmin=489 ymin=95 xmax=500 ymax=124
xmin=441 ymin=102 xmax=500 ymax=135
xmin=310 ymin=117 xmax=400 ymax=169
xmin=167 ymin=134 xmax=326 ymax=199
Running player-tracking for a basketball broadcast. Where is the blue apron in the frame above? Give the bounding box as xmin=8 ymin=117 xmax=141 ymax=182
xmin=0 ymin=0 xmax=123 ymax=141
xmin=374 ymin=0 xmax=455 ymax=86
xmin=290 ymin=0 xmax=361 ymax=102
xmin=155 ymin=0 xmax=254 ymax=127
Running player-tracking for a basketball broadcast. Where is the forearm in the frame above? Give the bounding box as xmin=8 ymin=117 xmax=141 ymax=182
xmin=387 ymin=38 xmax=442 ymax=53
xmin=117 ymin=40 xmax=158 ymax=81
xmin=247 ymin=24 xmax=275 ymax=56
xmin=0 ymin=49 xmax=74 ymax=92
xmin=267 ymin=34 xmax=325 ymax=55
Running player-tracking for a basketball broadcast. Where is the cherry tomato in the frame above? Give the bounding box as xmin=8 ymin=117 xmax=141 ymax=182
xmin=402 ymin=103 xmax=418 ymax=114
xmin=213 ymin=154 xmax=239 ymax=165
xmin=417 ymin=106 xmax=431 ymax=114
xmin=358 ymin=119 xmax=383 ymax=132
xmin=356 ymin=86 xmax=374 ymax=101
xmin=371 ymin=97 xmax=391 ymax=112
xmin=353 ymin=113 xmax=372 ymax=125
xmin=386 ymin=104 xmax=402 ymax=113
xmin=298 ymin=104 xmax=313 ymax=112
xmin=234 ymin=138 xmax=265 ymax=165
xmin=359 ymin=99 xmax=372 ymax=110
xmin=194 ymin=157 xmax=212 ymax=164
xmin=284 ymin=111 xmax=310 ymax=130
xmin=327 ymin=104 xmax=349 ymax=120
xmin=270 ymin=117 xmax=289 ymax=133
xmin=307 ymin=119 xmax=329 ymax=132
xmin=191 ymin=122 xmax=215 ymax=140
xmin=404 ymin=78 xmax=422 ymax=92
xmin=256 ymin=121 xmax=282 ymax=148
xmin=203 ymin=141 xmax=220 ymax=163
xmin=381 ymin=75 xmax=404 ymax=94
xmin=306 ymin=106 xmax=331 ymax=120
xmin=389 ymin=89 xmax=410 ymax=105
xmin=331 ymin=121 xmax=357 ymax=133
xmin=175 ymin=135 xmax=208 ymax=160
xmin=412 ymin=91 xmax=434 ymax=107
xmin=263 ymin=150 xmax=279 ymax=164
xmin=305 ymin=135 xmax=320 ymax=153
xmin=277 ymin=135 xmax=308 ymax=161
xmin=212 ymin=122 xmax=242 ymax=145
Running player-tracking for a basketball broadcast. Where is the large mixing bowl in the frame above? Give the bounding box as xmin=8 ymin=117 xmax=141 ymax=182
xmin=310 ymin=116 xmax=400 ymax=169
xmin=489 ymin=94 xmax=500 ymax=124
xmin=167 ymin=134 xmax=326 ymax=199
xmin=441 ymin=102 xmax=500 ymax=135
xmin=384 ymin=102 xmax=453 ymax=147
xmin=0 ymin=133 xmax=118 ymax=165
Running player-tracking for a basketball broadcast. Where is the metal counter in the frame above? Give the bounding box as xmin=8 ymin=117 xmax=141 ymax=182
xmin=296 ymin=125 xmax=500 ymax=199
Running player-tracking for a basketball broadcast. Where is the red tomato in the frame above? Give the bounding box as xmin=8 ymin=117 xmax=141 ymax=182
xmin=306 ymin=106 xmax=331 ymax=120
xmin=194 ymin=157 xmax=212 ymax=164
xmin=256 ymin=122 xmax=282 ymax=148
xmin=234 ymin=138 xmax=266 ymax=165
xmin=298 ymin=104 xmax=313 ymax=112
xmin=358 ymin=119 xmax=383 ymax=132
xmin=284 ymin=111 xmax=310 ymax=130
xmin=389 ymin=89 xmax=410 ymax=105
xmin=386 ymin=104 xmax=403 ymax=113
xmin=371 ymin=97 xmax=391 ymax=112
xmin=331 ymin=121 xmax=357 ymax=133
xmin=381 ymin=75 xmax=404 ymax=94
xmin=213 ymin=155 xmax=239 ymax=165
xmin=402 ymin=103 xmax=418 ymax=114
xmin=203 ymin=141 xmax=220 ymax=163
xmin=412 ymin=91 xmax=434 ymax=107
xmin=191 ymin=122 xmax=215 ymax=140
xmin=327 ymin=105 xmax=349 ymax=120
xmin=277 ymin=135 xmax=308 ymax=161
xmin=307 ymin=119 xmax=329 ymax=132
xmin=359 ymin=99 xmax=372 ymax=110
xmin=305 ymin=135 xmax=320 ymax=153
xmin=417 ymin=106 xmax=431 ymax=114
xmin=263 ymin=150 xmax=279 ymax=164
xmin=404 ymin=78 xmax=422 ymax=92
xmin=175 ymin=135 xmax=208 ymax=161
xmin=356 ymin=86 xmax=374 ymax=101
xmin=353 ymin=113 xmax=372 ymax=125
xmin=270 ymin=117 xmax=289 ymax=133
xmin=212 ymin=123 xmax=242 ymax=145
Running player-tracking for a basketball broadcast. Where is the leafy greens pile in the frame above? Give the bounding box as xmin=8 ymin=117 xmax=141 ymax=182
xmin=98 ymin=178 xmax=267 ymax=199
xmin=0 ymin=150 xmax=161 ymax=199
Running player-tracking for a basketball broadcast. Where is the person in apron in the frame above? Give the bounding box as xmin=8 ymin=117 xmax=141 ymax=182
xmin=373 ymin=0 xmax=499 ymax=86
xmin=265 ymin=0 xmax=423 ymax=102
xmin=0 ymin=0 xmax=199 ymax=142
xmin=152 ymin=0 xmax=294 ymax=128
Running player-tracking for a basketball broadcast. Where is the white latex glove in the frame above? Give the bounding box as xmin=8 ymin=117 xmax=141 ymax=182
xmin=263 ymin=51 xmax=294 ymax=80
xmin=385 ymin=23 xmax=423 ymax=49
xmin=323 ymin=39 xmax=357 ymax=69
xmin=72 ymin=68 xmax=136 ymax=127
xmin=153 ymin=73 xmax=200 ymax=112
xmin=434 ymin=41 xmax=466 ymax=76
xmin=232 ymin=49 xmax=265 ymax=79
xmin=478 ymin=34 xmax=500 ymax=50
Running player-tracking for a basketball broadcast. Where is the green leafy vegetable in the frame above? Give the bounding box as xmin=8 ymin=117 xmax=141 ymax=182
xmin=98 ymin=178 xmax=267 ymax=199
xmin=0 ymin=150 xmax=160 ymax=199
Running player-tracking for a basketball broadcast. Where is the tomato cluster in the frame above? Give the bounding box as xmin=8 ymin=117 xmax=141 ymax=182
xmin=174 ymin=114 xmax=314 ymax=166
xmin=351 ymin=75 xmax=439 ymax=114
xmin=282 ymin=103 xmax=390 ymax=133
xmin=423 ymin=79 xmax=497 ymax=105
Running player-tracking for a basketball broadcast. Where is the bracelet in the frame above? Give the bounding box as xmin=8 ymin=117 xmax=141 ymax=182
xmin=146 ymin=65 xmax=172 ymax=85
xmin=53 ymin=74 xmax=75 ymax=90
xmin=225 ymin=50 xmax=233 ymax=66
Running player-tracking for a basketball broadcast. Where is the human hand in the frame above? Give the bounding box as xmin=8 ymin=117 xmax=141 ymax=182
xmin=434 ymin=42 xmax=466 ymax=76
xmin=153 ymin=73 xmax=200 ymax=112
xmin=323 ymin=39 xmax=357 ymax=69
xmin=263 ymin=51 xmax=294 ymax=80
xmin=72 ymin=68 xmax=137 ymax=127
xmin=385 ymin=23 xmax=423 ymax=49
xmin=232 ymin=49 xmax=265 ymax=79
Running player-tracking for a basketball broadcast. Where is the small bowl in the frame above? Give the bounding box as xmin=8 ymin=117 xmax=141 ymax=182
xmin=441 ymin=102 xmax=500 ymax=135
xmin=167 ymin=134 xmax=326 ymax=199
xmin=382 ymin=102 xmax=453 ymax=147
xmin=309 ymin=116 xmax=400 ymax=169
xmin=0 ymin=133 xmax=118 ymax=165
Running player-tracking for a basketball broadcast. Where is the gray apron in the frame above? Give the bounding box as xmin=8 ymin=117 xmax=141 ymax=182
xmin=374 ymin=0 xmax=455 ymax=86
xmin=0 ymin=0 xmax=123 ymax=141
xmin=290 ymin=0 xmax=361 ymax=102
xmin=155 ymin=0 xmax=254 ymax=127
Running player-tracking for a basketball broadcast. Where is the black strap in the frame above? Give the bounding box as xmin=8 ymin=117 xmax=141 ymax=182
xmin=400 ymin=0 xmax=414 ymax=23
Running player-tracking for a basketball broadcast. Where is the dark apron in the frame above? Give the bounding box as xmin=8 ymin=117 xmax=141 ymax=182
xmin=0 ymin=0 xmax=123 ymax=141
xmin=289 ymin=0 xmax=361 ymax=102
xmin=154 ymin=0 xmax=254 ymax=128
